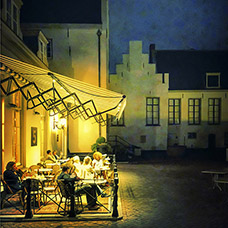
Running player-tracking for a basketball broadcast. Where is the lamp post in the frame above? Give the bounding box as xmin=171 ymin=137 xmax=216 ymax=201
xmin=97 ymin=29 xmax=102 ymax=137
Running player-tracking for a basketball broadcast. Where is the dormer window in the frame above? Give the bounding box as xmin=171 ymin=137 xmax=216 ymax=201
xmin=39 ymin=40 xmax=44 ymax=61
xmin=37 ymin=31 xmax=48 ymax=65
xmin=206 ymin=73 xmax=220 ymax=88
xmin=6 ymin=0 xmax=19 ymax=35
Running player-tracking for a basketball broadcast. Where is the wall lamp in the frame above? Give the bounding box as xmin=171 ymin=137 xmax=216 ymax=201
xmin=54 ymin=116 xmax=66 ymax=130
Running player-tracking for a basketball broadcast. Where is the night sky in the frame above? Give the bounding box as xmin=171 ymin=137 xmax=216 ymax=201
xmin=109 ymin=0 xmax=228 ymax=73
xmin=20 ymin=0 xmax=228 ymax=74
xmin=21 ymin=0 xmax=101 ymax=24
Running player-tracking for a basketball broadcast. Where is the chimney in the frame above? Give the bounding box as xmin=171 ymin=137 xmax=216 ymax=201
xmin=149 ymin=44 xmax=156 ymax=63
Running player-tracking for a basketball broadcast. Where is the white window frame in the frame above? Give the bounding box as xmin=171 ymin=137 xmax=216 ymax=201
xmin=38 ymin=31 xmax=48 ymax=65
xmin=39 ymin=40 xmax=44 ymax=61
xmin=206 ymin=72 xmax=220 ymax=89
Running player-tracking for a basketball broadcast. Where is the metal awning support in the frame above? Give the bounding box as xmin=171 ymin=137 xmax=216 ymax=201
xmin=0 ymin=55 xmax=126 ymax=125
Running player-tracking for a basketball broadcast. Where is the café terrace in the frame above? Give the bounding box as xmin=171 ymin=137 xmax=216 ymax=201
xmin=0 ymin=54 xmax=126 ymax=220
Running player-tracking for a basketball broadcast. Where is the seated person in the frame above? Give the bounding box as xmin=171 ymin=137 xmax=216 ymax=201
xmin=72 ymin=156 xmax=83 ymax=178
xmin=58 ymin=166 xmax=100 ymax=210
xmin=82 ymin=156 xmax=94 ymax=179
xmin=92 ymin=152 xmax=107 ymax=179
xmin=53 ymin=150 xmax=63 ymax=161
xmin=3 ymin=161 xmax=24 ymax=193
xmin=92 ymin=152 xmax=103 ymax=169
xmin=45 ymin=150 xmax=57 ymax=163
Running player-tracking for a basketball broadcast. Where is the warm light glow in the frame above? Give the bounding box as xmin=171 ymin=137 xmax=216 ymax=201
xmin=83 ymin=121 xmax=91 ymax=133
xmin=1 ymin=99 xmax=5 ymax=173
xmin=50 ymin=115 xmax=56 ymax=130
xmin=52 ymin=115 xmax=67 ymax=130
xmin=60 ymin=117 xmax=66 ymax=128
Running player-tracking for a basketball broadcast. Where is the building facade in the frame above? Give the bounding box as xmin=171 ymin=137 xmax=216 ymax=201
xmin=0 ymin=0 xmax=51 ymax=171
xmin=20 ymin=0 xmax=109 ymax=154
xmin=109 ymin=41 xmax=228 ymax=157
xmin=1 ymin=0 xmax=124 ymax=173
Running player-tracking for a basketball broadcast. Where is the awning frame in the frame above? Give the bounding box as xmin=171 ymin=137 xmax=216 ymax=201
xmin=0 ymin=55 xmax=126 ymax=125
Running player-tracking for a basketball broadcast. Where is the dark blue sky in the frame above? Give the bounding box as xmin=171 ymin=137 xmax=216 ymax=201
xmin=109 ymin=0 xmax=228 ymax=73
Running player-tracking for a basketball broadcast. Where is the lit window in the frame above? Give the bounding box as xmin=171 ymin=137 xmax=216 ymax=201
xmin=208 ymin=98 xmax=221 ymax=125
xmin=206 ymin=73 xmax=220 ymax=88
xmin=188 ymin=98 xmax=201 ymax=125
xmin=168 ymin=99 xmax=181 ymax=125
xmin=111 ymin=112 xmax=124 ymax=126
xmin=146 ymin=97 xmax=160 ymax=126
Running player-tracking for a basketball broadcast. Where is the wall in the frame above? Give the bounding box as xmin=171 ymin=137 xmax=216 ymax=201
xmin=24 ymin=24 xmax=108 ymax=153
xmin=168 ymin=90 xmax=228 ymax=149
xmin=24 ymin=106 xmax=44 ymax=167
xmin=1 ymin=6 xmax=50 ymax=169
xmin=109 ymin=41 xmax=169 ymax=151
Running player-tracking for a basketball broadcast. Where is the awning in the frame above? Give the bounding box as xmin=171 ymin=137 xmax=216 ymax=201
xmin=0 ymin=54 xmax=126 ymax=124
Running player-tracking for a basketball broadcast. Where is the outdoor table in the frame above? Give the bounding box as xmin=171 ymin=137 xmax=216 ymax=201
xmin=97 ymin=166 xmax=110 ymax=171
xmin=201 ymin=170 xmax=228 ymax=191
xmin=45 ymin=163 xmax=60 ymax=167
xmin=59 ymin=159 xmax=69 ymax=163
xmin=35 ymin=168 xmax=53 ymax=175
xmin=214 ymin=178 xmax=228 ymax=191
xmin=81 ymin=179 xmax=107 ymax=185
xmin=36 ymin=168 xmax=53 ymax=172
xmin=23 ymin=176 xmax=47 ymax=181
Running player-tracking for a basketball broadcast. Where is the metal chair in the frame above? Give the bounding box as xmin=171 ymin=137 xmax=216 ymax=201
xmin=0 ymin=175 xmax=24 ymax=214
xmin=42 ymin=170 xmax=62 ymax=204
xmin=57 ymin=179 xmax=83 ymax=216
xmin=23 ymin=178 xmax=42 ymax=213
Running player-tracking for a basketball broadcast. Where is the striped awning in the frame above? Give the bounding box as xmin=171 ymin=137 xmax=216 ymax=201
xmin=0 ymin=54 xmax=126 ymax=124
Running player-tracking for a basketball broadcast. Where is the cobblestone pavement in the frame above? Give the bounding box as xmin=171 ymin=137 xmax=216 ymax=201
xmin=1 ymin=159 xmax=228 ymax=228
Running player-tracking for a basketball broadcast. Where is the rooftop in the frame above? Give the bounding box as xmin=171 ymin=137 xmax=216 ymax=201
xmin=21 ymin=0 xmax=101 ymax=24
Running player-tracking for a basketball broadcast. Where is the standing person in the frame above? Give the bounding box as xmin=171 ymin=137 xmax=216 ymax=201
xmin=58 ymin=166 xmax=100 ymax=210
xmin=45 ymin=150 xmax=57 ymax=163
xmin=3 ymin=161 xmax=24 ymax=193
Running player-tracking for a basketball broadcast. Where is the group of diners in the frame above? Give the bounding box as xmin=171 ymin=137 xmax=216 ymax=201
xmin=2 ymin=151 xmax=112 ymax=211
xmin=44 ymin=150 xmax=111 ymax=180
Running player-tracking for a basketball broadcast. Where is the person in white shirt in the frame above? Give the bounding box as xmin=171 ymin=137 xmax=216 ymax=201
xmin=72 ymin=155 xmax=83 ymax=178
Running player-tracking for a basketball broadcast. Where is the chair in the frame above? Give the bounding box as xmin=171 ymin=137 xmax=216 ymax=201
xmin=52 ymin=164 xmax=61 ymax=175
xmin=23 ymin=178 xmax=42 ymax=213
xmin=57 ymin=179 xmax=71 ymax=215
xmin=42 ymin=170 xmax=61 ymax=204
xmin=57 ymin=179 xmax=83 ymax=215
xmin=0 ymin=175 xmax=24 ymax=214
xmin=28 ymin=165 xmax=41 ymax=176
